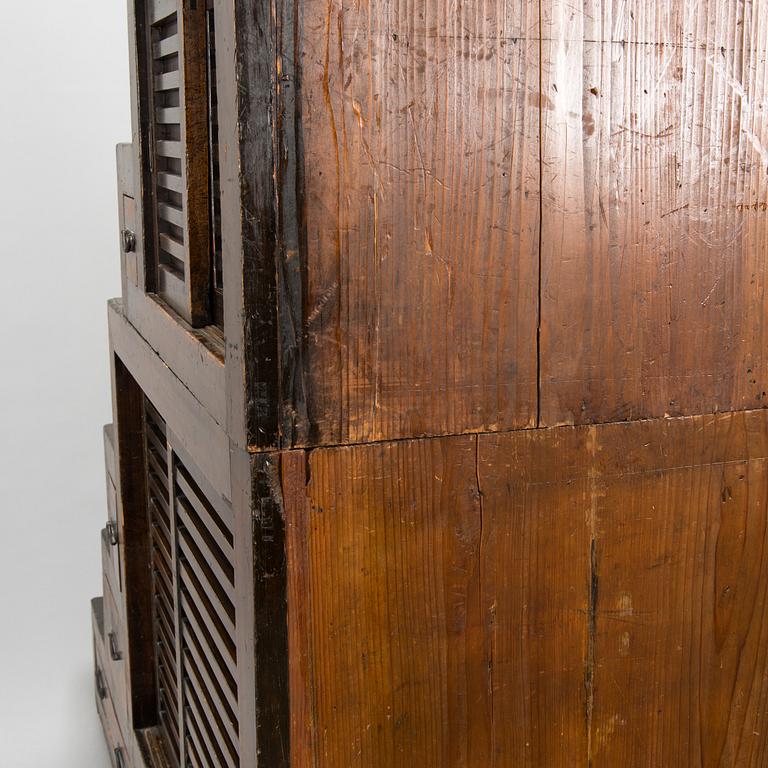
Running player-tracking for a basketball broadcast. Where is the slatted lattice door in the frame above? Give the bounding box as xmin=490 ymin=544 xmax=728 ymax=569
xmin=143 ymin=396 xmax=239 ymax=766
xmin=146 ymin=0 xmax=211 ymax=327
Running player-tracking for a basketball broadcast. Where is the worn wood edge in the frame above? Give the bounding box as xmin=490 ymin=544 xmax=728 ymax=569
xmin=250 ymin=450 xmax=292 ymax=768
xmin=218 ymin=0 xmax=282 ymax=452
xmin=108 ymin=298 xmax=232 ymax=499
xmin=122 ymin=280 xmax=226 ymax=425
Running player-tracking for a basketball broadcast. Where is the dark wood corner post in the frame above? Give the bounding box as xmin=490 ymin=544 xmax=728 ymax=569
xmin=216 ymin=0 xmax=294 ymax=762
xmin=111 ymin=350 xmax=157 ymax=731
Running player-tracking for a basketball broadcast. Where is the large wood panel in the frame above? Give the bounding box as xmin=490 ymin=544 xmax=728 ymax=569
xmin=539 ymin=0 xmax=768 ymax=426
xmin=292 ymin=0 xmax=541 ymax=445
xmin=286 ymin=410 xmax=768 ymax=766
xmin=286 ymin=435 xmax=491 ymax=767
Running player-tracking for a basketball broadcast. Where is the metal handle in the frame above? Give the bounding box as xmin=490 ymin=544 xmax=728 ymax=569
xmin=95 ymin=667 xmax=107 ymax=700
xmin=121 ymin=229 xmax=136 ymax=253
xmin=114 ymin=747 xmax=126 ymax=768
xmin=109 ymin=632 xmax=122 ymax=661
xmin=106 ymin=520 xmax=119 ymax=547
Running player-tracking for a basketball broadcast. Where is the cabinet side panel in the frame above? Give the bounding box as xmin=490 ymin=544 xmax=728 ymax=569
xmin=286 ymin=436 xmax=492 ymax=767
xmin=539 ymin=1 xmax=768 ymax=425
xmin=590 ymin=410 xmax=768 ymax=766
xmin=294 ymin=0 xmax=541 ymax=444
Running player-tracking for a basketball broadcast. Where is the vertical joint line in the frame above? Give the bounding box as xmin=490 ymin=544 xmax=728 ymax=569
xmin=586 ymin=537 xmax=598 ymax=767
xmin=536 ymin=0 xmax=544 ymax=428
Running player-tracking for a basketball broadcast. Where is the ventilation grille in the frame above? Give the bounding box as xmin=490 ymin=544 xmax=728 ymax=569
xmin=144 ymin=0 xmax=220 ymax=328
xmin=150 ymin=4 xmax=185 ymax=281
xmin=143 ymin=396 xmax=239 ymax=767
xmin=144 ymin=400 xmax=181 ymax=766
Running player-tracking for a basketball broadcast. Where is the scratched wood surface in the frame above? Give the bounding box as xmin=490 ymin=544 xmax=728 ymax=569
xmin=539 ymin=0 xmax=768 ymax=426
xmin=294 ymin=0 xmax=541 ymax=445
xmin=285 ymin=410 xmax=768 ymax=767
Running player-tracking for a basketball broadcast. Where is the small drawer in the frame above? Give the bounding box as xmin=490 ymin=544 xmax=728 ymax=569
xmin=104 ymin=423 xmax=122 ymax=592
xmin=101 ymin=524 xmax=122 ymax=600
xmin=100 ymin=579 xmax=129 ymax=733
xmin=116 ymin=143 xmax=138 ymax=287
xmin=92 ymin=598 xmax=131 ymax=766
xmin=104 ymin=424 xmax=117 ymax=486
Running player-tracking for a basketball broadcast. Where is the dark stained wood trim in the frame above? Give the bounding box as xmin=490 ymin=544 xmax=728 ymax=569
xmin=250 ymin=450 xmax=291 ymax=768
xmin=126 ymin=0 xmax=154 ymax=295
xmin=110 ymin=353 xmax=157 ymax=731
xmin=218 ymin=0 xmax=281 ymax=451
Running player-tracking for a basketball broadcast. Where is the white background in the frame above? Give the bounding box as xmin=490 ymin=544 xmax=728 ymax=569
xmin=0 ymin=2 xmax=130 ymax=765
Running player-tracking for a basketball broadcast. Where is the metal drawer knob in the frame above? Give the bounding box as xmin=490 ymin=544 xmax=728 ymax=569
xmin=109 ymin=632 xmax=122 ymax=661
xmin=121 ymin=229 xmax=136 ymax=253
xmin=95 ymin=667 xmax=107 ymax=701
xmin=106 ymin=520 xmax=119 ymax=547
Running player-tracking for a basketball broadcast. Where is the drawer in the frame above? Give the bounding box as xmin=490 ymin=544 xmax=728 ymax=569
xmin=104 ymin=433 xmax=122 ymax=592
xmin=116 ymin=143 xmax=138 ymax=287
xmin=100 ymin=579 xmax=129 ymax=734
xmin=102 ymin=524 xmax=122 ymax=600
xmin=92 ymin=598 xmax=131 ymax=767
xmin=104 ymin=424 xmax=117 ymax=486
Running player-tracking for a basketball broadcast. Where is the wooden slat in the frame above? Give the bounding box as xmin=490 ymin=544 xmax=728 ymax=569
xmin=144 ymin=398 xmax=166 ymax=431
xmin=153 ymin=34 xmax=179 ymax=59
xmin=176 ymin=465 xmax=234 ymax=534
xmin=180 ymin=556 xmax=236 ymax=648
xmin=155 ymin=608 xmax=175 ymax=667
xmin=154 ymin=69 xmax=181 ymax=92
xmin=159 ymin=718 xmax=180 ymax=762
xmin=181 ymin=593 xmax=237 ymax=687
xmin=147 ymin=454 xmax=169 ymax=495
xmin=159 ymin=233 xmax=186 ymax=263
xmin=185 ymin=650 xmax=239 ymax=752
xmin=176 ymin=476 xmax=233 ymax=555
xmin=150 ymin=514 xmax=173 ymax=567
xmin=152 ymin=555 xmax=174 ymax=606
xmin=154 ymin=580 xmax=175 ymax=637
xmin=179 ymin=523 xmax=235 ymax=607
xmin=185 ymin=734 xmax=204 ymax=768
xmin=184 ymin=619 xmax=238 ymax=717
xmin=157 ymin=172 xmax=183 ymax=194
xmin=155 ymin=139 xmax=182 ymax=160
xmin=149 ymin=0 xmax=177 ymax=25
xmin=157 ymin=653 xmax=178 ymax=703
xmin=158 ymin=202 xmax=184 ymax=228
xmin=179 ymin=505 xmax=234 ymax=590
xmin=150 ymin=525 xmax=173 ymax=577
xmin=184 ymin=708 xmax=216 ymax=768
xmin=145 ymin=423 xmax=168 ymax=464
xmin=155 ymin=106 xmax=182 ymax=125
xmin=185 ymin=682 xmax=237 ymax=768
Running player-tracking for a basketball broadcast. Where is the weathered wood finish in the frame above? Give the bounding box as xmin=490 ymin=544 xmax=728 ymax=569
xmin=292 ymin=0 xmax=541 ymax=445
xmin=539 ymin=0 xmax=768 ymax=426
xmin=286 ymin=410 xmax=768 ymax=766
xmin=93 ymin=0 xmax=768 ymax=766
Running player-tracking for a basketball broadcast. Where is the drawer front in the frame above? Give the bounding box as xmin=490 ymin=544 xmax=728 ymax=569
xmin=101 ymin=576 xmax=129 ymax=734
xmin=92 ymin=598 xmax=131 ymax=767
xmin=104 ymin=426 xmax=122 ymax=593
xmin=116 ymin=143 xmax=139 ymax=287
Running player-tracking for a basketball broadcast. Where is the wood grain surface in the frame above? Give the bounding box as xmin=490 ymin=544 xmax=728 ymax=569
xmin=293 ymin=0 xmax=541 ymax=445
xmin=285 ymin=410 xmax=768 ymax=767
xmin=539 ymin=0 xmax=768 ymax=426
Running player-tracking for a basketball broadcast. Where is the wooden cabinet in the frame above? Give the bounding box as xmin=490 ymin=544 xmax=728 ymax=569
xmin=91 ymin=1 xmax=768 ymax=766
